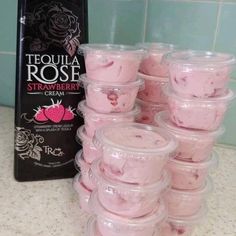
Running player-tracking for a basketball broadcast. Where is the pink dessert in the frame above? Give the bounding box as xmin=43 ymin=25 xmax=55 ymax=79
xmin=78 ymin=100 xmax=140 ymax=138
xmin=136 ymin=98 xmax=167 ymax=125
xmin=87 ymin=217 xmax=103 ymax=236
xmin=80 ymin=44 xmax=144 ymax=83
xmin=165 ymin=87 xmax=234 ymax=131
xmin=156 ymin=111 xmax=224 ymax=162
xmin=165 ymin=178 xmax=212 ymax=217
xmin=73 ymin=174 xmax=92 ymax=214
xmin=91 ymin=159 xmax=170 ymax=218
xmin=160 ymin=205 xmax=207 ymax=236
xmin=76 ymin=126 xmax=102 ymax=164
xmin=167 ymin=152 xmax=218 ymax=190
xmin=94 ymin=123 xmax=177 ymax=184
xmin=165 ymin=50 xmax=236 ymax=98
xmin=91 ymin=192 xmax=167 ymax=236
xmin=80 ymin=74 xmax=144 ymax=113
xmin=137 ymin=72 xmax=168 ymax=103
xmin=138 ymin=43 xmax=176 ymax=77
xmin=74 ymin=151 xmax=97 ymax=190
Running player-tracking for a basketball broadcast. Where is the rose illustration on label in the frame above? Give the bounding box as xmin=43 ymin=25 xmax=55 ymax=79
xmin=23 ymin=1 xmax=81 ymax=56
xmin=15 ymin=127 xmax=44 ymax=161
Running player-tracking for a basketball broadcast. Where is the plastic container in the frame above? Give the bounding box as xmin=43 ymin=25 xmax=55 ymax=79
xmin=80 ymin=44 xmax=144 ymax=83
xmin=86 ymin=217 xmax=103 ymax=236
xmin=137 ymin=42 xmax=176 ymax=77
xmin=79 ymin=74 xmax=144 ymax=113
xmin=160 ymin=204 xmax=207 ymax=236
xmin=73 ymin=174 xmax=92 ymax=214
xmin=90 ymin=191 xmax=167 ymax=236
xmin=165 ymin=178 xmax=212 ymax=217
xmin=76 ymin=126 xmax=102 ymax=164
xmin=137 ymin=72 xmax=168 ymax=103
xmin=156 ymin=111 xmax=224 ymax=162
xmin=91 ymin=159 xmax=170 ymax=218
xmin=78 ymin=100 xmax=140 ymax=137
xmin=164 ymin=50 xmax=236 ymax=98
xmin=136 ymin=98 xmax=167 ymax=125
xmin=74 ymin=151 xmax=96 ymax=190
xmin=94 ymin=123 xmax=177 ymax=184
xmin=165 ymin=87 xmax=234 ymax=131
xmin=167 ymin=152 xmax=218 ymax=190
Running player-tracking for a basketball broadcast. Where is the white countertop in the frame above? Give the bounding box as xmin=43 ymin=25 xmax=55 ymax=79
xmin=0 ymin=106 xmax=235 ymax=236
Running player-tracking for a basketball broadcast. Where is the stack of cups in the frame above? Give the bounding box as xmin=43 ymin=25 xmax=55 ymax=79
xmin=87 ymin=122 xmax=177 ymax=235
xmin=135 ymin=43 xmax=176 ymax=125
xmin=73 ymin=44 xmax=145 ymax=213
xmin=155 ymin=50 xmax=235 ymax=235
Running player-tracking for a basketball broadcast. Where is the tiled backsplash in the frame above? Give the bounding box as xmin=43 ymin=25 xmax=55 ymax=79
xmin=0 ymin=0 xmax=236 ymax=146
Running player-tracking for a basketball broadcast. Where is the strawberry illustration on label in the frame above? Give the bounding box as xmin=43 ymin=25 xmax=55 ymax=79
xmin=44 ymin=99 xmax=65 ymax=123
xmin=34 ymin=107 xmax=48 ymax=122
xmin=63 ymin=106 xmax=76 ymax=121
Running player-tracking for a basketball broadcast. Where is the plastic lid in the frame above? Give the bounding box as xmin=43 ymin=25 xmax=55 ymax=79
xmin=136 ymin=98 xmax=167 ymax=109
xmin=168 ymin=151 xmax=219 ymax=170
xmin=169 ymin=177 xmax=213 ymax=196
xmin=138 ymin=72 xmax=169 ymax=82
xmin=77 ymin=100 xmax=141 ymax=119
xmin=79 ymin=74 xmax=144 ymax=89
xmin=94 ymin=123 xmax=177 ymax=158
xmin=91 ymin=159 xmax=171 ymax=194
xmin=137 ymin=42 xmax=176 ymax=53
xmin=90 ymin=191 xmax=167 ymax=226
xmin=156 ymin=111 xmax=225 ymax=138
xmin=164 ymin=50 xmax=236 ymax=67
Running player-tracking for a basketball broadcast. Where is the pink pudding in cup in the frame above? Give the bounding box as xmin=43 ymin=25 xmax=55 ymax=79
xmin=80 ymin=44 xmax=144 ymax=83
xmin=136 ymin=98 xmax=167 ymax=125
xmin=73 ymin=174 xmax=92 ymax=214
xmin=74 ymin=150 xmax=97 ymax=191
xmin=94 ymin=123 xmax=177 ymax=185
xmin=77 ymin=100 xmax=140 ymax=138
xmin=164 ymin=50 xmax=236 ymax=98
xmin=165 ymin=86 xmax=234 ymax=131
xmin=86 ymin=217 xmax=103 ymax=236
xmin=90 ymin=191 xmax=167 ymax=236
xmin=76 ymin=126 xmax=102 ymax=164
xmin=91 ymin=159 xmax=170 ymax=218
xmin=167 ymin=152 xmax=218 ymax=190
xmin=156 ymin=111 xmax=224 ymax=162
xmin=160 ymin=204 xmax=207 ymax=236
xmin=165 ymin=178 xmax=212 ymax=217
xmin=137 ymin=72 xmax=168 ymax=103
xmin=79 ymin=74 xmax=144 ymax=113
xmin=137 ymin=42 xmax=176 ymax=77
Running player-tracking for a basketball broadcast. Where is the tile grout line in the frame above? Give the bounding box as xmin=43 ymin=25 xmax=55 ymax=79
xmin=142 ymin=0 xmax=149 ymax=43
xmin=212 ymin=2 xmax=222 ymax=51
xmin=0 ymin=51 xmax=16 ymax=56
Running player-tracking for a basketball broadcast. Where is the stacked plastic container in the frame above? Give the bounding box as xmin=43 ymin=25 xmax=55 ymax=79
xmin=156 ymin=50 xmax=235 ymax=235
xmin=135 ymin=43 xmax=176 ymax=125
xmin=73 ymin=44 xmax=145 ymax=213
xmin=87 ymin=122 xmax=177 ymax=235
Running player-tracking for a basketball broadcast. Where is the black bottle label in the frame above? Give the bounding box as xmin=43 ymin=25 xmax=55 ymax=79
xmin=14 ymin=0 xmax=88 ymax=181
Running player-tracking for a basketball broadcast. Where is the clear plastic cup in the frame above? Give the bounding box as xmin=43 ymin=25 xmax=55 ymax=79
xmin=80 ymin=44 xmax=144 ymax=83
xmin=164 ymin=50 xmax=236 ymax=98
xmin=90 ymin=191 xmax=167 ymax=236
xmin=91 ymin=159 xmax=170 ymax=218
xmin=136 ymin=98 xmax=167 ymax=125
xmin=94 ymin=122 xmax=177 ymax=184
xmin=165 ymin=178 xmax=212 ymax=217
xmin=76 ymin=126 xmax=102 ymax=164
xmin=74 ymin=150 xmax=97 ymax=190
xmin=160 ymin=204 xmax=207 ymax=236
xmin=73 ymin=174 xmax=92 ymax=214
xmin=167 ymin=152 xmax=218 ymax=190
xmin=78 ymin=100 xmax=140 ymax=138
xmin=79 ymin=74 xmax=144 ymax=113
xmin=137 ymin=43 xmax=176 ymax=77
xmin=165 ymin=87 xmax=234 ymax=131
xmin=86 ymin=217 xmax=103 ymax=236
xmin=137 ymin=72 xmax=168 ymax=103
xmin=156 ymin=111 xmax=224 ymax=162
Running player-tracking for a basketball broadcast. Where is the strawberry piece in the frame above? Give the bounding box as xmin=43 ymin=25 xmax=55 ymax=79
xmin=34 ymin=107 xmax=48 ymax=122
xmin=44 ymin=99 xmax=65 ymax=123
xmin=63 ymin=106 xmax=76 ymax=121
